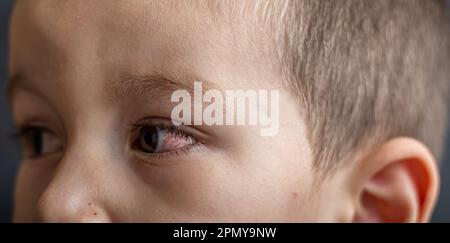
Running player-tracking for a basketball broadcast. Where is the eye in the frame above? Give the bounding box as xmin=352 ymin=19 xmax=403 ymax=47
xmin=17 ymin=125 xmax=63 ymax=159
xmin=137 ymin=126 xmax=159 ymax=153
xmin=132 ymin=121 xmax=200 ymax=157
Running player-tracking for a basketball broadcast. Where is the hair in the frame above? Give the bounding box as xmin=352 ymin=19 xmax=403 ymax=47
xmin=273 ymin=0 xmax=450 ymax=173
xmin=209 ymin=0 xmax=450 ymax=173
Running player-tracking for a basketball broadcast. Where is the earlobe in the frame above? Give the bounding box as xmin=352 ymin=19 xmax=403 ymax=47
xmin=352 ymin=137 xmax=439 ymax=223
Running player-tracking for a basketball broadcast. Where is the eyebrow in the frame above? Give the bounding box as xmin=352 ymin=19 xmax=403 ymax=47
xmin=6 ymin=71 xmax=219 ymax=105
xmin=105 ymin=71 xmax=217 ymax=103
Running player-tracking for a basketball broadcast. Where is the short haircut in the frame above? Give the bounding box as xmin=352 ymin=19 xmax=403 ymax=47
xmin=275 ymin=0 xmax=450 ymax=173
xmin=209 ymin=0 xmax=450 ymax=173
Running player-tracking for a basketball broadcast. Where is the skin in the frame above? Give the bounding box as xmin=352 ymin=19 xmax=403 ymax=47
xmin=8 ymin=0 xmax=439 ymax=222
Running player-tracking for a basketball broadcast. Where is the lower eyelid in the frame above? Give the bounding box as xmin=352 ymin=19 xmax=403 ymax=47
xmin=132 ymin=142 xmax=207 ymax=166
xmin=22 ymin=151 xmax=64 ymax=167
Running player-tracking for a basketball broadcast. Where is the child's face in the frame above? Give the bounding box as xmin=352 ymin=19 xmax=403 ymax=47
xmin=8 ymin=0 xmax=346 ymax=222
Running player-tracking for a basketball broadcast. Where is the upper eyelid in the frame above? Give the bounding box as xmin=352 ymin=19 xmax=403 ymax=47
xmin=14 ymin=118 xmax=65 ymax=144
xmin=131 ymin=117 xmax=212 ymax=141
xmin=7 ymin=74 xmax=43 ymax=106
xmin=8 ymin=74 xmax=66 ymax=136
xmin=17 ymin=125 xmax=53 ymax=136
xmin=7 ymin=75 xmax=56 ymax=114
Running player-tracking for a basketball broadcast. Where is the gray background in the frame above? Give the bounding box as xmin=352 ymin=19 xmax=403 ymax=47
xmin=1 ymin=1 xmax=450 ymax=222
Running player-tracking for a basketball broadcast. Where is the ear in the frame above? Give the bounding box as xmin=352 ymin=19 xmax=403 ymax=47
xmin=352 ymin=137 xmax=440 ymax=223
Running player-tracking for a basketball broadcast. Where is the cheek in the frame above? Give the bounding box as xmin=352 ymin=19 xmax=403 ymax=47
xmin=129 ymin=150 xmax=316 ymax=222
xmin=130 ymin=154 xmax=247 ymax=221
xmin=236 ymin=160 xmax=315 ymax=221
xmin=228 ymin=136 xmax=315 ymax=221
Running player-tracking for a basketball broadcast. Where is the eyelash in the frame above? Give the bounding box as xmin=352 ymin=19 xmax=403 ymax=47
xmin=130 ymin=119 xmax=207 ymax=160
xmin=12 ymin=125 xmax=58 ymax=159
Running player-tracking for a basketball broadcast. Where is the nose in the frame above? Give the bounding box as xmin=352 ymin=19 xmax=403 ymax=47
xmin=37 ymin=194 xmax=112 ymax=223
xmin=36 ymin=155 xmax=113 ymax=223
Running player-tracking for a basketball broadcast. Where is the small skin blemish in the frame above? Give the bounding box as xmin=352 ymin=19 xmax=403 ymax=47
xmin=93 ymin=212 xmax=97 ymax=216
xmin=292 ymin=192 xmax=298 ymax=199
xmin=88 ymin=202 xmax=92 ymax=206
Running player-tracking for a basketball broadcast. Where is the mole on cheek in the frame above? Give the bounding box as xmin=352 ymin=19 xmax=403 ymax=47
xmin=88 ymin=202 xmax=97 ymax=216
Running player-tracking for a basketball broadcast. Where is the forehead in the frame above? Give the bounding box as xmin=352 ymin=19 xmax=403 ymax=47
xmin=8 ymin=0 xmax=286 ymax=129
xmin=9 ymin=0 xmax=277 ymax=88
xmin=13 ymin=0 xmax=221 ymax=42
xmin=10 ymin=1 xmax=218 ymax=67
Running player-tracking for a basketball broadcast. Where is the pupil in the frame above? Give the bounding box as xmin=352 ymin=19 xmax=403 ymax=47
xmin=142 ymin=126 xmax=158 ymax=152
xmin=32 ymin=129 xmax=43 ymax=156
